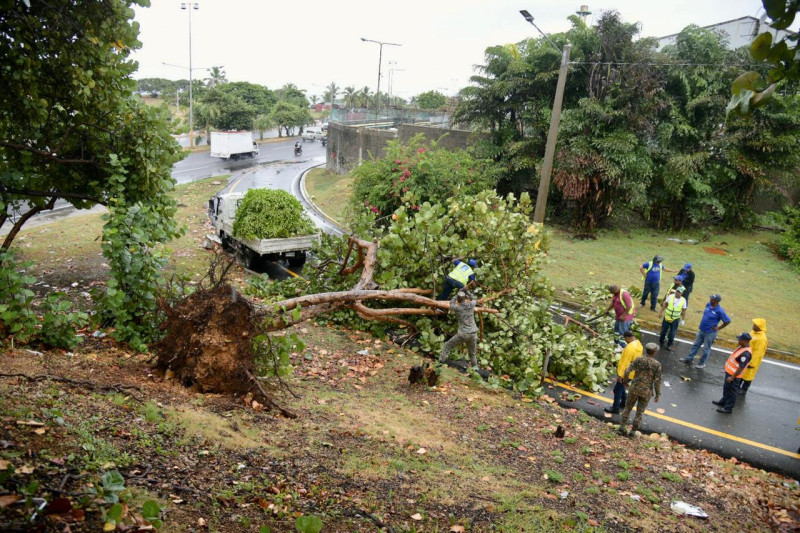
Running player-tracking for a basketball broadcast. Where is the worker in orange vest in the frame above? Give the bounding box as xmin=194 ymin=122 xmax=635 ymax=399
xmin=712 ymin=332 xmax=752 ymax=414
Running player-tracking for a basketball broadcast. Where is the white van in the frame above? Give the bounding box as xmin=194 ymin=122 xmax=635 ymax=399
xmin=302 ymin=127 xmax=323 ymax=141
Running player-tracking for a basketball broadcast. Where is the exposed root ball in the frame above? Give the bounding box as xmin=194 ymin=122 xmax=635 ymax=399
xmin=154 ymin=285 xmax=258 ymax=394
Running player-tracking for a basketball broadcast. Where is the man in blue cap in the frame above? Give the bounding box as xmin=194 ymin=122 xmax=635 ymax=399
xmin=681 ymin=294 xmax=731 ymax=369
xmin=639 ymin=255 xmax=674 ymax=311
xmin=677 ymin=263 xmax=694 ymax=304
xmin=438 ymin=258 xmax=477 ymax=300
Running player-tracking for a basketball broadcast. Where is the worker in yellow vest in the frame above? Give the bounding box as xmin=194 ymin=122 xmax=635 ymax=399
xmin=639 ymin=255 xmax=674 ymax=311
xmin=737 ymin=318 xmax=768 ymax=395
xmin=658 ymin=286 xmax=687 ymax=351
xmin=712 ymin=332 xmax=752 ymax=414
xmin=438 ymin=258 xmax=477 ymax=300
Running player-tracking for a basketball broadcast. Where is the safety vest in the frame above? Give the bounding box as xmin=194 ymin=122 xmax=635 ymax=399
xmin=620 ymin=290 xmax=635 ymax=316
xmin=663 ymin=294 xmax=685 ymax=322
xmin=641 ymin=262 xmax=663 ymax=282
xmin=724 ymin=347 xmax=751 ymax=376
xmin=448 ymin=262 xmax=474 ymax=285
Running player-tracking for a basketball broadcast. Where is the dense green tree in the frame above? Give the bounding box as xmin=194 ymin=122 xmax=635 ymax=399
xmin=275 ymin=83 xmax=308 ymax=109
xmin=137 ymin=77 xmax=177 ymax=98
xmin=269 ymin=100 xmax=310 ymax=137
xmin=415 ymin=90 xmax=446 ymax=110
xmin=197 ymin=87 xmax=256 ymax=131
xmin=216 ymin=81 xmax=276 ymax=115
xmin=0 ymin=0 xmax=184 ymax=348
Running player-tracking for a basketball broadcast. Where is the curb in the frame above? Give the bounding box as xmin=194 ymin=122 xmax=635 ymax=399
xmin=299 ymin=164 xmax=346 ymax=232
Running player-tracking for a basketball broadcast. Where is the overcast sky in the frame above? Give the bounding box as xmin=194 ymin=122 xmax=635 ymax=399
xmin=131 ymin=0 xmax=788 ymax=100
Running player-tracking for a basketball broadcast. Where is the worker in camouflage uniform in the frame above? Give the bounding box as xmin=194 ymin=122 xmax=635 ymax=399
xmin=440 ymin=289 xmax=479 ymax=367
xmin=618 ymin=342 xmax=662 ymax=437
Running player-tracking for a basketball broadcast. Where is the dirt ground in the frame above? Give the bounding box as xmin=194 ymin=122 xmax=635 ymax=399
xmin=1 ymin=323 xmax=798 ymax=532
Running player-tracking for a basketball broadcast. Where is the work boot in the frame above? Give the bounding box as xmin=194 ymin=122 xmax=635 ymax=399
xmin=617 ymin=426 xmax=629 ymax=437
xmin=630 ymin=425 xmax=639 ymax=436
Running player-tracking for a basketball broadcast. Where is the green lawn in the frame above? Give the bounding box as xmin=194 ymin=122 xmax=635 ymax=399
xmin=544 ymin=228 xmax=800 ymax=354
xmin=304 ymin=167 xmax=353 ymax=224
xmin=12 ymin=177 xmax=227 ymax=280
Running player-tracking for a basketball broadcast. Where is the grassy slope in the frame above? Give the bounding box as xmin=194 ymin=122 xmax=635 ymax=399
xmin=1 ymin=324 xmax=797 ymax=532
xmin=13 ymin=177 xmax=228 ymax=282
xmin=304 ymin=167 xmax=352 ymax=223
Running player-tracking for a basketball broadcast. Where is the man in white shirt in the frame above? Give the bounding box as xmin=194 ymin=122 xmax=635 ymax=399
xmin=658 ymin=286 xmax=687 ymax=351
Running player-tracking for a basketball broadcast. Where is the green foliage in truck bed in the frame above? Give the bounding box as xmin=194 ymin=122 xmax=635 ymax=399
xmin=232 ymin=189 xmax=315 ymax=240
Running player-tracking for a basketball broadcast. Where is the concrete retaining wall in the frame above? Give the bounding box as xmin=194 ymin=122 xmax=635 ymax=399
xmin=325 ymin=123 xmax=483 ymax=174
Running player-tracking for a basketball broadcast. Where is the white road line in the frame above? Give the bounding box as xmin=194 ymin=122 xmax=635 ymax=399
xmin=551 ymin=304 xmax=800 ymax=371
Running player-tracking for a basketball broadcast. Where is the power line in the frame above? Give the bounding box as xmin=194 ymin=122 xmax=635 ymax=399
xmin=567 ymin=60 xmax=766 ymax=68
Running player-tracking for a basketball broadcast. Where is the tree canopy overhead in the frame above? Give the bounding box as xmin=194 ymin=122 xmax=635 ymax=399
xmin=0 ymin=0 xmax=184 ymax=347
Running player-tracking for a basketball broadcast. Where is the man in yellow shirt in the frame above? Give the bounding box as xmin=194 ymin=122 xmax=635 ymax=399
xmin=737 ymin=318 xmax=768 ymax=395
xmin=605 ymin=330 xmax=643 ymax=414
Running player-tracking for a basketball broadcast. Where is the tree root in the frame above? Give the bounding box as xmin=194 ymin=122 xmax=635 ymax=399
xmin=245 ymin=370 xmax=297 ymax=419
xmin=0 ymin=373 xmax=142 ymax=401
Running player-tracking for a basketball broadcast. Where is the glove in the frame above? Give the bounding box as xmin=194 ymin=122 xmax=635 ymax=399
xmin=680 ymin=320 xmax=685 ymax=326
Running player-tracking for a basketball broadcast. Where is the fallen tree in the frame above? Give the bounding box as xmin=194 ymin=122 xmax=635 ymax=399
xmin=155 ymin=191 xmax=618 ymax=417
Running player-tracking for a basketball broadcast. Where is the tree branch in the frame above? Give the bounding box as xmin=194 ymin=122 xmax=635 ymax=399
xmin=0 ymin=141 xmax=101 ymax=166
xmin=1 ymin=197 xmax=57 ymax=251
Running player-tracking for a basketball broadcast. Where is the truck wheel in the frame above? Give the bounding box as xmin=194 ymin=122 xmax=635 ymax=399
xmin=221 ymin=234 xmax=233 ymax=252
xmin=287 ymin=252 xmax=306 ymax=268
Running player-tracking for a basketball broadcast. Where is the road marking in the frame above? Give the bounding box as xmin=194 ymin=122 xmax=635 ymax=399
xmin=544 ymin=378 xmax=800 ymax=460
xmin=275 ymin=263 xmax=300 ymax=279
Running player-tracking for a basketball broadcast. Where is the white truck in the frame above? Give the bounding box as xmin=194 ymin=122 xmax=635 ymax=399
xmin=207 ymin=192 xmax=319 ymax=269
xmin=210 ymin=131 xmax=259 ymax=160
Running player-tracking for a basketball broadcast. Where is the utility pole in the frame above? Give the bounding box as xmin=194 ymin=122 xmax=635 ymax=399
xmin=534 ymin=43 xmax=571 ymax=223
xmin=181 ymin=2 xmax=199 ymax=147
xmin=520 ymin=9 xmax=571 ymax=224
xmin=361 ymin=38 xmax=401 ymax=126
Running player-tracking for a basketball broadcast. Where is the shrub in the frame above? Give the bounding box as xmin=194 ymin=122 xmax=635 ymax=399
xmin=38 ymin=293 xmax=89 ymax=350
xmin=777 ymin=205 xmax=800 ymax=272
xmin=0 ymin=250 xmax=37 ymax=343
xmin=349 ymin=134 xmax=498 ymax=218
xmin=233 ymin=189 xmax=315 ymax=240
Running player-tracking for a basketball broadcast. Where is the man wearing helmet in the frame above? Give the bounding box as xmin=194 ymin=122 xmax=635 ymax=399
xmin=438 ymin=258 xmax=478 ymax=300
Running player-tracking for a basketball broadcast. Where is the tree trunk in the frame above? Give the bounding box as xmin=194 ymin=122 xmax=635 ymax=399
xmin=1 ymin=197 xmax=56 ymax=251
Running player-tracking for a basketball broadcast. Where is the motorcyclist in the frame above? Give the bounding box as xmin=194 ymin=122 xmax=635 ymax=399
xmin=294 ymin=141 xmax=302 ymax=155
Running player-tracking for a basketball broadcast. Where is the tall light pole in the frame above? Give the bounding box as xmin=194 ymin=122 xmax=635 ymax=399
xmin=520 ymin=9 xmax=571 ymax=224
xmin=388 ymin=63 xmax=405 ymax=105
xmin=181 ymin=2 xmax=199 ymax=147
xmin=361 ymin=37 xmax=401 ymax=125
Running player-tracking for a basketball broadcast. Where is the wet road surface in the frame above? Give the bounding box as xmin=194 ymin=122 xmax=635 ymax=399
xmin=546 ymin=319 xmax=800 ymax=478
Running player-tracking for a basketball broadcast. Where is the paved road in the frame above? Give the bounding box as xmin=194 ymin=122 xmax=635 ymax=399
xmin=547 ymin=320 xmax=800 ymax=479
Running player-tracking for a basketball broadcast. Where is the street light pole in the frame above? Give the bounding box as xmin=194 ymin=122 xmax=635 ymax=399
xmin=181 ymin=2 xmax=199 ymax=147
xmin=361 ymin=38 xmax=401 ymax=126
xmin=520 ymin=9 xmax=570 ymax=224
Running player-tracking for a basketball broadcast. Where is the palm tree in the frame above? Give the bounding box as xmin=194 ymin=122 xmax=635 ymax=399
xmin=310 ymin=94 xmax=319 ymax=106
xmin=358 ymin=86 xmax=371 ymax=109
xmin=195 ymin=101 xmax=221 ymax=144
xmin=343 ymin=86 xmax=356 ymax=110
xmin=204 ymin=66 xmax=227 ymax=88
xmin=325 ymin=81 xmax=339 ymax=108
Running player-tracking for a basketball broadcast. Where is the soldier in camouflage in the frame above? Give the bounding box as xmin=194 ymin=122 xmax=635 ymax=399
xmin=618 ymin=342 xmax=662 ymax=436
xmin=440 ymin=290 xmax=479 ymax=367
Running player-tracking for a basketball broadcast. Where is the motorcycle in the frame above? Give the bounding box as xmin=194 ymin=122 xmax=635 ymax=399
xmin=294 ymin=145 xmax=302 ymax=156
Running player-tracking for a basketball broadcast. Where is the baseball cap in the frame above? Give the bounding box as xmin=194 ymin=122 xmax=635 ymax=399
xmin=623 ymin=330 xmax=635 ymax=338
xmin=710 ymin=294 xmax=722 ymax=302
xmin=653 ymin=255 xmax=664 ymax=262
xmin=645 ymin=342 xmax=659 ymax=352
xmin=684 ymin=263 xmax=692 ymax=269
xmin=674 ymin=275 xmax=685 ymax=282
xmin=736 ymin=332 xmax=752 ymax=341
xmin=468 ymin=259 xmax=477 ymax=268
xmin=676 ymin=286 xmax=686 ymax=293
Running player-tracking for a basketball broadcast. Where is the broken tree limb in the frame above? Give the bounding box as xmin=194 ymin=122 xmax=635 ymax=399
xmin=0 ymin=373 xmax=143 ymax=401
xmin=245 ymin=370 xmax=297 ymax=419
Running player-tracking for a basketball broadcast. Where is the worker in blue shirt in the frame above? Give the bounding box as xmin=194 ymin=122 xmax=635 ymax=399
xmin=639 ymin=255 xmax=674 ymax=311
xmin=438 ymin=259 xmax=477 ymax=300
xmin=681 ymin=294 xmax=731 ymax=369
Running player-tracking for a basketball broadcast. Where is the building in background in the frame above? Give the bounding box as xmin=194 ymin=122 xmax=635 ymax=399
xmin=656 ymin=16 xmax=796 ymax=51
